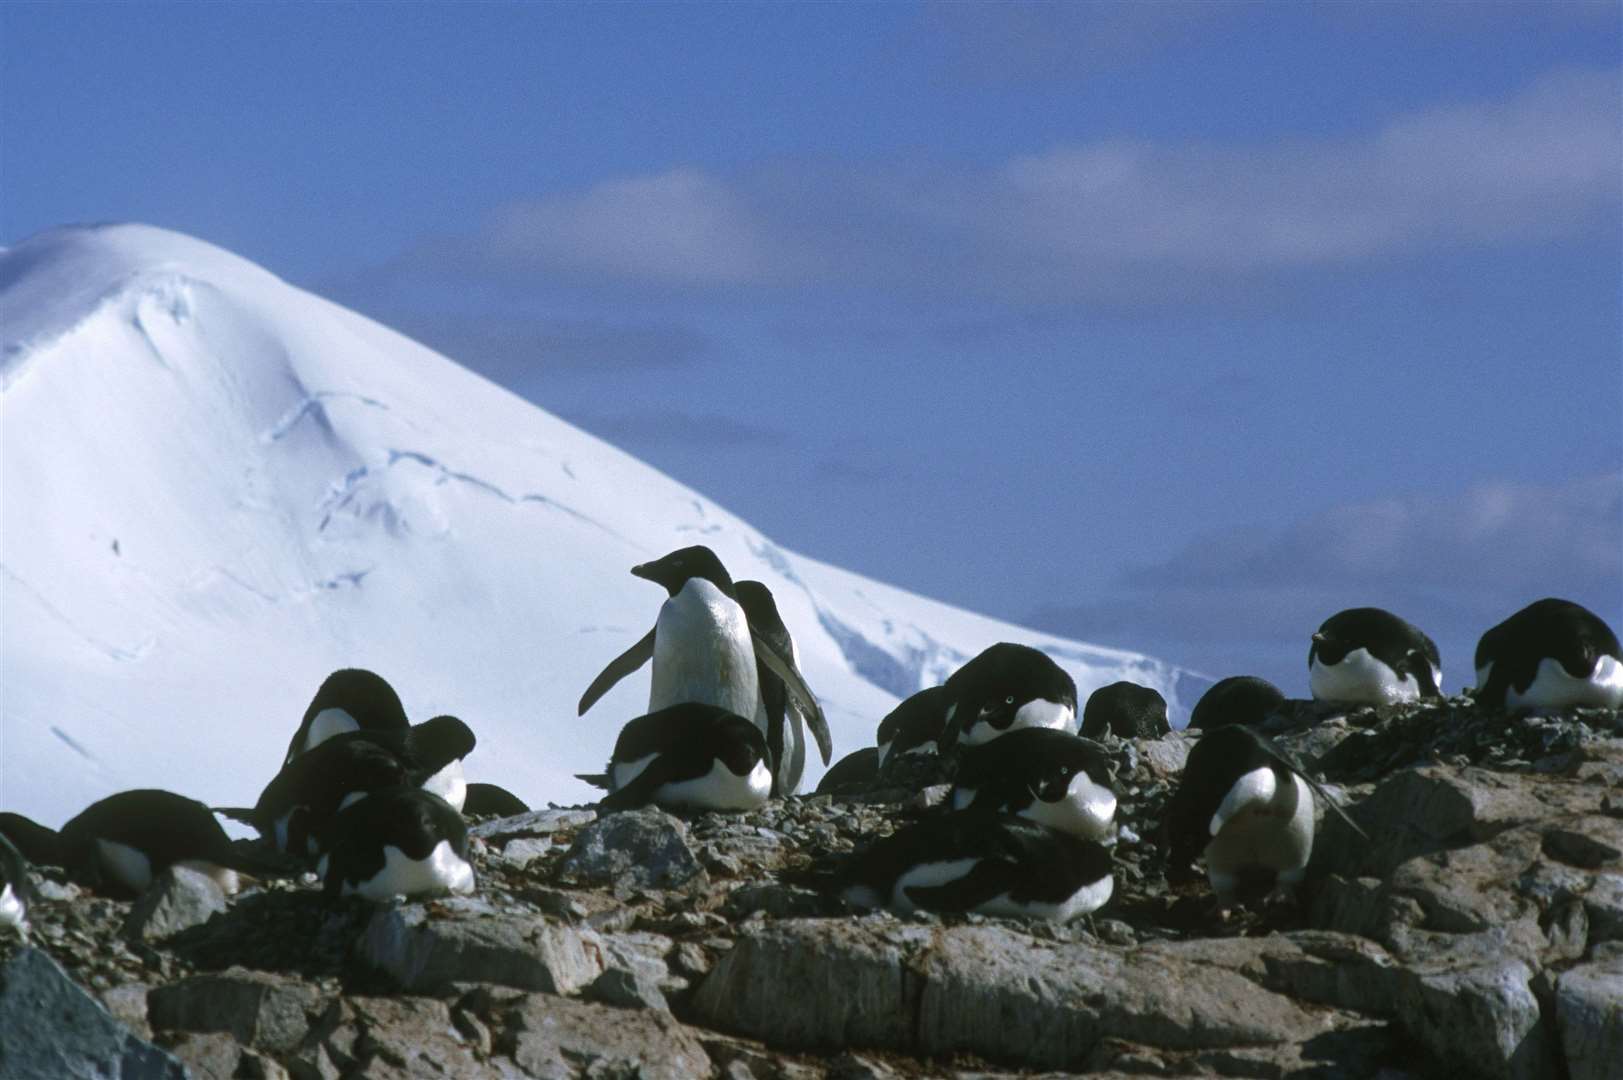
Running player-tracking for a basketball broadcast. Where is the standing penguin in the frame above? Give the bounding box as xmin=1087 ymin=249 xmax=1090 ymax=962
xmin=734 ymin=580 xmax=810 ymax=796
xmin=283 ymin=668 xmax=410 ymax=764
xmin=577 ymin=546 xmax=831 ymax=774
xmin=591 ymin=703 xmax=773 ymax=812
xmin=1309 ymin=608 xmax=1442 ymax=705
xmin=876 ymin=685 xmax=952 ymax=768
xmin=1165 ymin=726 xmax=1362 ymax=908
xmin=0 ymin=831 xmax=33 ymax=939
xmin=840 ymin=812 xmax=1113 ymax=922
xmin=941 ymin=643 xmax=1077 ymax=750
xmin=317 ymin=787 xmax=475 ymax=902
xmin=950 ymin=729 xmax=1117 ymax=843
xmin=1474 ymin=598 xmax=1623 ymax=712
xmin=3 ymin=790 xmax=294 ymax=898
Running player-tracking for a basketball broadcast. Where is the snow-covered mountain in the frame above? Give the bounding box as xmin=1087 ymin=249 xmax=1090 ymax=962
xmin=1 ymin=224 xmax=1203 ymax=828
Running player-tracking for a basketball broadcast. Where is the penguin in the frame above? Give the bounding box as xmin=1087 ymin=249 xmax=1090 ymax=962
xmin=814 ymin=747 xmax=880 ymax=795
xmin=0 ymin=831 xmax=33 ymax=939
xmin=949 ymin=729 xmax=1117 ymax=843
xmin=317 ymin=787 xmax=474 ymax=902
xmin=1189 ymin=676 xmax=1285 ymax=731
xmin=1474 ymin=598 xmax=1623 ymax=712
xmin=4 ymin=790 xmax=294 ymax=898
xmin=1164 ymin=726 xmax=1363 ymax=907
xmin=462 ymin=783 xmax=531 ymax=818
xmin=283 ymin=668 xmax=410 ymax=764
xmin=577 ymin=546 xmax=832 ymax=773
xmin=941 ymin=643 xmax=1077 ymax=750
xmin=875 ymin=686 xmax=951 ymax=769
xmin=840 ymin=812 xmax=1113 ymax=922
xmin=1309 ymin=608 xmax=1442 ymax=705
xmin=734 ymin=579 xmax=810 ymax=796
xmin=588 ymin=703 xmax=772 ymax=813
xmin=219 ymin=715 xmax=476 ymax=856
xmin=1079 ymin=681 xmax=1169 ymax=740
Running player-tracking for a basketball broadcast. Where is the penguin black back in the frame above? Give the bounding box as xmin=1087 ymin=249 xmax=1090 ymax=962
xmin=284 ymin=668 xmax=410 ymax=763
xmin=600 ymin=703 xmax=771 ymax=811
xmin=1080 ymin=681 xmax=1169 ymax=739
xmin=1189 ymin=676 xmax=1285 ymax=731
xmin=734 ymin=579 xmax=808 ymax=796
xmin=876 ymin=685 xmax=951 ymax=766
xmin=462 ymin=783 xmax=530 ymax=818
xmin=1474 ymin=598 xmax=1623 ymax=710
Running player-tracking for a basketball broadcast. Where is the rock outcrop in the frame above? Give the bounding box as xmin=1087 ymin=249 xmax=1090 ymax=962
xmin=1 ymin=698 xmax=1620 ymax=1078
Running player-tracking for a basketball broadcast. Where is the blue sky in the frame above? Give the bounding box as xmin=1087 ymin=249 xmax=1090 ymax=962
xmin=5 ymin=2 xmax=1620 ymax=695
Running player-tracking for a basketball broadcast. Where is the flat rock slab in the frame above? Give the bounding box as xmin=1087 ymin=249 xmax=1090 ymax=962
xmin=470 ymin=807 xmax=598 ymax=841
xmin=0 ymin=946 xmax=188 ymax=1079
xmin=693 ymin=918 xmax=1334 ymax=1069
xmin=147 ymin=965 xmax=325 ymax=1054
xmin=1556 ymin=951 xmax=1623 ymax=1080
xmin=123 ymin=865 xmax=227 ymax=942
xmin=502 ymin=992 xmax=713 ymax=1080
xmin=360 ymin=900 xmax=607 ymax=994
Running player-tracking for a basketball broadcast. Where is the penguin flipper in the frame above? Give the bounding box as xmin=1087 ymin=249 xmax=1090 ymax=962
xmin=1248 ymin=736 xmax=1370 ymax=842
xmin=1408 ymin=651 xmax=1441 ymax=698
xmin=575 ymin=773 xmax=611 ymax=790
xmin=902 ymin=859 xmax=1006 ymax=913
xmin=598 ymin=756 xmax=678 ymax=812
xmin=751 ymin=630 xmax=833 ymax=764
xmin=578 ymin=628 xmax=656 ymax=715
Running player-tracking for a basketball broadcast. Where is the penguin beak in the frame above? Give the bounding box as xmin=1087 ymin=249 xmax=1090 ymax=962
xmin=1311 ymin=632 xmax=1330 ymax=645
xmin=630 ymin=561 xmax=655 ymax=581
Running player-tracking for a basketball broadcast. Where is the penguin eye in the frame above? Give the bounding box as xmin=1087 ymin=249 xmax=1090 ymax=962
xmin=1005 ymin=696 xmax=1015 ymax=705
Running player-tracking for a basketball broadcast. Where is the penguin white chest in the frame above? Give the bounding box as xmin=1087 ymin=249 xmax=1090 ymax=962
xmin=0 ymin=883 xmax=26 ymax=935
xmin=1311 ymin=649 xmax=1429 ymax=705
xmin=1506 ymin=655 xmax=1623 ymax=711
xmin=649 ymin=580 xmax=759 ymax=718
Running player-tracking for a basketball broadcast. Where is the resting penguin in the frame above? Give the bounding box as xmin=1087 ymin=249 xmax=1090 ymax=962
xmin=317 ymin=787 xmax=474 ymax=902
xmin=735 ymin=580 xmax=811 ymax=796
xmin=876 ymin=685 xmax=951 ymax=768
xmin=1309 ymin=608 xmax=1442 ymax=705
xmin=840 ymin=812 xmax=1113 ymax=922
xmin=1 ymin=831 xmax=33 ymax=939
xmin=283 ymin=668 xmax=410 ymax=764
xmin=1165 ymin=726 xmax=1363 ymax=907
xmin=3 ymin=790 xmax=294 ymax=898
xmin=815 ymin=747 xmax=880 ymax=794
xmin=950 ymin=729 xmax=1117 ymax=843
xmin=587 ymin=703 xmax=772 ymax=812
xmin=1189 ymin=676 xmax=1285 ymax=731
xmin=1080 ymin=681 xmax=1169 ymax=740
xmin=1474 ymin=598 xmax=1623 ymax=712
xmin=577 ymin=546 xmax=832 ymax=775
xmin=941 ymin=643 xmax=1077 ymax=750
xmin=219 ymin=715 xmax=477 ymax=856
xmin=462 ymin=783 xmax=530 ymax=818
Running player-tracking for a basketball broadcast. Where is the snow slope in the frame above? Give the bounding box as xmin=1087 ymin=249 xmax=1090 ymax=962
xmin=1 ymin=224 xmax=1203 ymax=828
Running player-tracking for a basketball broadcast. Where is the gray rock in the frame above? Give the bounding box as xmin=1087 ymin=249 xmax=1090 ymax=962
xmin=1394 ymin=959 xmax=1552 ymax=1080
xmin=497 ymin=837 xmax=552 ymax=869
xmin=162 ymin=1031 xmax=242 ymax=1079
xmin=695 ymin=918 xmax=1335 ymax=1068
xmin=0 ymin=946 xmax=187 ymax=1079
xmin=500 ymin=993 xmax=713 ymax=1079
xmin=338 ymin=996 xmax=513 ymax=1079
xmin=470 ymin=807 xmax=597 ymax=841
xmin=1585 ymin=872 xmax=1623 ymax=943
xmin=559 ymin=807 xmax=702 ymax=890
xmin=359 ymin=899 xmax=606 ymax=993
xmin=1556 ymin=955 xmax=1623 ymax=1080
xmin=147 ymin=966 xmax=323 ymax=1054
xmin=123 ymin=865 xmax=228 ymax=941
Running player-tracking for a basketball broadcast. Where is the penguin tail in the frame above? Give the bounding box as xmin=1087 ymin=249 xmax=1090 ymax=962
xmin=574 ymin=773 xmax=611 ymax=790
xmin=212 ymin=806 xmax=262 ymax=828
xmin=222 ymin=844 xmax=308 ymax=880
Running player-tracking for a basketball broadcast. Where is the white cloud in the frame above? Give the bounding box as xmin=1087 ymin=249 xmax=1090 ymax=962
xmin=440 ymin=67 xmax=1618 ymax=303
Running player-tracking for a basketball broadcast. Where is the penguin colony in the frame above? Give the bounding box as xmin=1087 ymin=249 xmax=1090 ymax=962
xmin=1 ymin=562 xmax=1619 ymax=937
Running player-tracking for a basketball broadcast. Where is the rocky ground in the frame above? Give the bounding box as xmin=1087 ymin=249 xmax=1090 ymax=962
xmin=3 ymin=698 xmax=1621 ymax=1079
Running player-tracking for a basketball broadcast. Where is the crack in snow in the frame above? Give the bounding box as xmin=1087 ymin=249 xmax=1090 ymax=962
xmin=0 ymin=565 xmax=157 ymax=663
xmin=264 ymin=390 xmax=392 ymax=444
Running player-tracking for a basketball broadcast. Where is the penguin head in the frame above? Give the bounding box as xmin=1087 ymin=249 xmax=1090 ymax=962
xmin=308 ymin=669 xmax=409 ymax=730
xmin=1035 ymin=740 xmax=1115 ymax=805
xmin=1189 ymin=675 xmax=1285 ymax=731
xmin=947 ymin=643 xmax=1077 ymax=746
xmin=632 ymin=545 xmax=736 ymax=598
xmin=405 ymin=715 xmax=477 ymax=767
xmin=733 ymin=580 xmax=786 ymax=635
xmin=716 ymin=714 xmax=769 ymax=777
